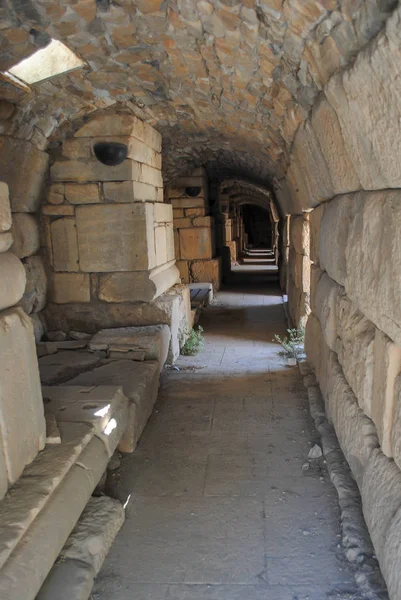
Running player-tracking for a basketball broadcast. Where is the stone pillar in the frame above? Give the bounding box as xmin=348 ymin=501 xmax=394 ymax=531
xmin=0 ymin=137 xmax=49 ymax=341
xmin=0 ymin=182 xmax=46 ymax=498
xmin=287 ymin=214 xmax=311 ymax=329
xmin=45 ymin=114 xmax=180 ymax=324
xmin=168 ymin=167 xmax=221 ymax=290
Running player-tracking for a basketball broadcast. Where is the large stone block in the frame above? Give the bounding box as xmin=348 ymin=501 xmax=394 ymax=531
xmin=319 ymin=194 xmax=354 ymax=286
xmin=21 ymin=255 xmax=47 ymax=314
xmin=371 ymin=330 xmax=401 ymax=457
xmin=344 ymin=190 xmax=401 ymax=347
xmin=51 ymin=159 xmax=162 ymax=187
xmin=64 ymin=183 xmax=100 ymax=205
xmin=176 ymin=260 xmax=189 ymax=283
xmin=11 ymin=213 xmax=40 ymax=259
xmin=90 ymin=324 xmax=170 ymax=368
xmin=0 ymin=307 xmax=46 ymax=485
xmin=0 ymin=138 xmax=49 ymax=212
xmin=74 ymin=114 xmax=162 ymax=152
xmin=0 ymin=232 xmax=12 ymax=253
xmin=49 ymin=273 xmax=90 ymax=304
xmin=289 ymin=214 xmax=309 ymax=255
xmin=0 ymin=182 xmax=11 ymax=232
xmin=50 ymin=218 xmax=79 ymax=272
xmin=314 ymin=272 xmax=342 ymax=351
xmin=335 ymin=293 xmax=375 ymax=418
xmin=76 ymin=203 xmax=156 ymax=272
xmin=190 ymin=258 xmax=221 ymax=290
xmin=103 ymin=181 xmax=162 ymax=203
xmin=68 ymin=360 xmax=160 ymax=453
xmin=179 ymin=227 xmax=214 ymax=260
xmin=308 ymin=203 xmax=326 ymax=266
xmin=289 ymin=121 xmax=334 ymax=209
xmin=326 ymin=13 xmax=401 ymax=191
xmin=64 ymin=136 xmax=161 ymax=169
xmin=326 ymin=355 xmax=379 ymax=488
xmin=362 ymin=448 xmax=401 ymax=567
xmin=97 ymin=263 xmax=179 ymax=303
xmin=311 ymin=96 xmax=360 ymax=195
xmin=0 ymin=251 xmax=26 ymax=311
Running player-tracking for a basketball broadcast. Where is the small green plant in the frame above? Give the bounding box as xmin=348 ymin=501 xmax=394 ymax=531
xmin=273 ymin=327 xmax=305 ymax=359
xmin=180 ymin=326 xmax=205 ymax=356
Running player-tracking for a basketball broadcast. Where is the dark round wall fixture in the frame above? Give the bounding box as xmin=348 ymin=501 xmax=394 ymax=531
xmin=185 ymin=186 xmax=201 ymax=197
xmin=93 ymin=142 xmax=128 ymax=166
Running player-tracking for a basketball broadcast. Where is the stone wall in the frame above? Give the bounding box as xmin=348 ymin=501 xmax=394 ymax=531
xmin=0 ymin=136 xmax=49 ymax=341
xmin=287 ymin=214 xmax=310 ymax=329
xmin=45 ymin=114 xmax=178 ymax=306
xmin=280 ymin=7 xmax=401 ymax=598
xmin=0 ymin=182 xmax=46 ymax=499
xmin=168 ymin=167 xmax=221 ymax=290
xmin=43 ymin=114 xmax=191 ymax=361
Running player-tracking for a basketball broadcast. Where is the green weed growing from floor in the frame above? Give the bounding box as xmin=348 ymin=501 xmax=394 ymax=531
xmin=180 ymin=326 xmax=205 ymax=356
xmin=273 ymin=327 xmax=305 ymax=359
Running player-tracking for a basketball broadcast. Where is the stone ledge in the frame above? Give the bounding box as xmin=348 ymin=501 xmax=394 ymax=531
xmin=36 ymin=496 xmax=125 ymax=600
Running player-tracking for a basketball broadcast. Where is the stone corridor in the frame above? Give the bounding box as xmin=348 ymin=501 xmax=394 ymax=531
xmin=93 ymin=284 xmax=359 ymax=600
xmin=2 ymin=1 xmax=401 ymax=598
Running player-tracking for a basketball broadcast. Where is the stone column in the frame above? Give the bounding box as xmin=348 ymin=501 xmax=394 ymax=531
xmin=45 ymin=114 xmax=180 ymax=326
xmin=0 ymin=182 xmax=46 ymax=498
xmin=287 ymin=213 xmax=311 ymax=329
xmin=168 ymin=167 xmax=221 ymax=290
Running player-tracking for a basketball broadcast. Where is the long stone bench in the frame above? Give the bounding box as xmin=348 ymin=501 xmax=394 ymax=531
xmin=68 ymin=360 xmax=160 ymax=453
xmin=0 ymin=386 xmax=128 ymax=600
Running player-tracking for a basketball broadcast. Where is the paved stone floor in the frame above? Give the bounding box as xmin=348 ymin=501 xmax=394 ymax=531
xmin=93 ymin=282 xmax=361 ymax=600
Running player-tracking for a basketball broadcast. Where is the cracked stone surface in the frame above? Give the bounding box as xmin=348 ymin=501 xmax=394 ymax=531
xmin=93 ymin=282 xmax=363 ymax=600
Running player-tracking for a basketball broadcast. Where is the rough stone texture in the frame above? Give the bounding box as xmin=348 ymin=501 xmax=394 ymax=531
xmin=97 ymin=263 xmax=180 ymax=304
xmin=308 ymin=203 xmax=326 ymax=266
xmin=179 ymin=227 xmax=214 ymax=260
xmin=49 ymin=274 xmax=90 ymax=304
xmin=30 ymin=313 xmax=47 ymax=343
xmin=90 ymin=325 xmax=170 ymax=369
xmin=335 ymin=293 xmax=376 ymax=418
xmin=38 ymin=351 xmax=104 ymax=386
xmin=41 ymin=386 xmax=129 ymax=458
xmin=371 ymin=331 xmax=401 ymax=457
xmin=0 ymin=182 xmax=11 ymax=233
xmin=21 ymin=255 xmax=47 ymax=314
xmin=310 ymin=96 xmax=360 ymax=195
xmin=0 ymin=422 xmax=94 ymax=572
xmin=36 ymin=497 xmax=125 ymax=600
xmin=50 ymin=218 xmax=79 ymax=272
xmin=326 ymin=10 xmax=401 ymax=192
xmin=76 ymin=203 xmax=155 ymax=272
xmin=314 ymin=271 xmax=342 ymax=351
xmin=64 ymin=183 xmax=100 ymax=205
xmin=0 ymin=232 xmax=13 ymax=253
xmin=0 ymin=251 xmax=26 ymax=312
xmin=68 ymin=360 xmax=160 ymax=453
xmin=289 ymin=214 xmax=309 ymax=256
xmin=0 ymin=139 xmax=49 ymax=213
xmin=0 ymin=307 xmax=46 ymax=487
xmin=189 ymin=258 xmax=221 ymax=291
xmin=319 ymin=194 xmax=353 ymax=287
xmin=10 ymin=213 xmax=40 ymax=259
xmin=0 ymin=436 xmax=109 ymax=600
xmin=362 ymin=448 xmax=401 ymax=565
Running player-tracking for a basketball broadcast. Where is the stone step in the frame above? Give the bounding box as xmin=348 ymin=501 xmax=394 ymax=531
xmin=36 ymin=496 xmax=125 ymax=600
xmin=0 ymin=386 xmax=129 ymax=600
xmin=68 ymin=360 xmax=160 ymax=453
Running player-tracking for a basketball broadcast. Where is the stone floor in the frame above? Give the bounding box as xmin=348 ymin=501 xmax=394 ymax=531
xmin=93 ymin=281 xmax=362 ymax=600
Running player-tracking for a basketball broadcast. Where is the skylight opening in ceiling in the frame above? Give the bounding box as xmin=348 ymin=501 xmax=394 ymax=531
xmin=6 ymin=39 xmax=84 ymax=85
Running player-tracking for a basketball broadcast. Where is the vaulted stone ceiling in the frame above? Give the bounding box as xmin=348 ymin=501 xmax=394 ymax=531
xmin=0 ymin=0 xmax=396 ymax=187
